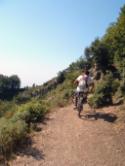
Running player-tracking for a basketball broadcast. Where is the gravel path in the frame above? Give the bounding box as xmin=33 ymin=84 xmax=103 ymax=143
xmin=11 ymin=104 xmax=125 ymax=166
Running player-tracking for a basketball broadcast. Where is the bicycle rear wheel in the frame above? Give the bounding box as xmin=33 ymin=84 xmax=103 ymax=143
xmin=77 ymin=97 xmax=83 ymax=117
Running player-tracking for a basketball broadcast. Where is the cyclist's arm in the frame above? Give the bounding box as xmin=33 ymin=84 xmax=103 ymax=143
xmin=89 ymin=82 xmax=94 ymax=93
xmin=74 ymin=79 xmax=79 ymax=85
xmin=74 ymin=75 xmax=81 ymax=85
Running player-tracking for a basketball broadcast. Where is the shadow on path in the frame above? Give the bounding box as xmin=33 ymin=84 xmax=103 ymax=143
xmin=13 ymin=116 xmax=53 ymax=161
xmin=80 ymin=112 xmax=117 ymax=123
xmin=15 ymin=137 xmax=45 ymax=161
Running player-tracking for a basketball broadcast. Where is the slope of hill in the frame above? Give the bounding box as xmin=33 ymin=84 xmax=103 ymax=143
xmin=0 ymin=4 xmax=125 ymax=165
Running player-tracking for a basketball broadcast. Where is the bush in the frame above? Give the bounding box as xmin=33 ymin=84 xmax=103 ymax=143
xmin=0 ymin=118 xmax=27 ymax=158
xmin=0 ymin=101 xmax=17 ymax=118
xmin=57 ymin=71 xmax=65 ymax=84
xmin=0 ymin=100 xmax=48 ymax=160
xmin=88 ymin=93 xmax=104 ymax=108
xmin=88 ymin=73 xmax=119 ymax=108
xmin=11 ymin=100 xmax=48 ymax=124
xmin=15 ymin=92 xmax=31 ymax=104
xmin=120 ymin=83 xmax=125 ymax=96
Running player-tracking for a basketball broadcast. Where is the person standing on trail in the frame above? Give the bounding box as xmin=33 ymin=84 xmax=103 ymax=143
xmin=74 ymin=70 xmax=94 ymax=109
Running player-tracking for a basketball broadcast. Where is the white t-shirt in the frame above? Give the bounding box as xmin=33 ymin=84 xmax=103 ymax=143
xmin=76 ymin=74 xmax=93 ymax=92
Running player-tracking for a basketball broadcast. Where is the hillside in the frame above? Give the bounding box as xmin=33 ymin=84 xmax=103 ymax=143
xmin=0 ymin=4 xmax=125 ymax=165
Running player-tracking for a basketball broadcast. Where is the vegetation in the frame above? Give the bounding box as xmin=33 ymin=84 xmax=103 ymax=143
xmin=0 ymin=74 xmax=48 ymax=161
xmin=0 ymin=99 xmax=48 ymax=160
xmin=88 ymin=73 xmax=120 ymax=108
xmin=16 ymin=5 xmax=125 ymax=109
xmin=0 ymin=74 xmax=20 ymax=100
xmin=0 ymin=3 xmax=125 ymax=162
xmin=48 ymin=5 xmax=125 ymax=108
xmin=83 ymin=5 xmax=125 ymax=107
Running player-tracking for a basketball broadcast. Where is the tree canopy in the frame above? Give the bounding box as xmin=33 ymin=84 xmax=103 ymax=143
xmin=0 ymin=74 xmax=21 ymax=100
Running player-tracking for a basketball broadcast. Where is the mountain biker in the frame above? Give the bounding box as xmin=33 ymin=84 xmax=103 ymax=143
xmin=74 ymin=70 xmax=94 ymax=109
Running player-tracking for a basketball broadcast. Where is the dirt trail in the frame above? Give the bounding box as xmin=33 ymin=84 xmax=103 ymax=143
xmin=11 ymin=104 xmax=125 ymax=166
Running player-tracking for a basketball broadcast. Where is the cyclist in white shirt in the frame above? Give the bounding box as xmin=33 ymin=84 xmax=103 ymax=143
xmin=74 ymin=70 xmax=93 ymax=108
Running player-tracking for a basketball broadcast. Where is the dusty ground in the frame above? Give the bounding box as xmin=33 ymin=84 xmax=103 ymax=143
xmin=10 ymin=104 xmax=125 ymax=166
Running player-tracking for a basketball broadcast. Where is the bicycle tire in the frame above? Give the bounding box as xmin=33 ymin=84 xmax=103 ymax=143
xmin=77 ymin=97 xmax=83 ymax=117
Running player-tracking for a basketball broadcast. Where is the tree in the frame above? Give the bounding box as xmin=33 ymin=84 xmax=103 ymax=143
xmin=103 ymin=5 xmax=125 ymax=72
xmin=9 ymin=75 xmax=21 ymax=90
xmin=89 ymin=38 xmax=110 ymax=71
xmin=0 ymin=74 xmax=21 ymax=100
xmin=57 ymin=71 xmax=65 ymax=84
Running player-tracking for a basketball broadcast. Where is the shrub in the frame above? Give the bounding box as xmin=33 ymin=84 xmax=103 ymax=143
xmin=0 ymin=100 xmax=48 ymax=160
xmin=120 ymin=83 xmax=125 ymax=96
xmin=88 ymin=73 xmax=119 ymax=108
xmin=88 ymin=93 xmax=104 ymax=108
xmin=57 ymin=71 xmax=65 ymax=84
xmin=0 ymin=118 xmax=27 ymax=158
xmin=11 ymin=100 xmax=48 ymax=124
xmin=0 ymin=101 xmax=17 ymax=118
xmin=15 ymin=92 xmax=31 ymax=104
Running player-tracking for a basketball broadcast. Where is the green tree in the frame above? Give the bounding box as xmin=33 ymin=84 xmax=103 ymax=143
xmin=57 ymin=71 xmax=65 ymax=84
xmin=9 ymin=75 xmax=21 ymax=90
xmin=0 ymin=74 xmax=21 ymax=100
xmin=90 ymin=38 xmax=110 ymax=71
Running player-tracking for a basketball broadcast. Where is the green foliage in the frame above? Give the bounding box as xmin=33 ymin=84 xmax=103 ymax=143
xmin=11 ymin=101 xmax=48 ymax=124
xmin=83 ymin=4 xmax=125 ymax=107
xmin=0 ymin=118 xmax=27 ymax=158
xmin=103 ymin=5 xmax=125 ymax=73
xmin=89 ymin=38 xmax=111 ymax=71
xmin=0 ymin=101 xmax=17 ymax=118
xmin=57 ymin=71 xmax=65 ymax=84
xmin=15 ymin=92 xmax=31 ymax=104
xmin=120 ymin=82 xmax=125 ymax=96
xmin=0 ymin=3 xmax=125 ymax=160
xmin=9 ymin=75 xmax=21 ymax=90
xmin=0 ymin=74 xmax=21 ymax=100
xmin=69 ymin=57 xmax=88 ymax=70
xmin=84 ymin=5 xmax=125 ymax=82
xmin=45 ymin=70 xmax=77 ymax=108
xmin=88 ymin=73 xmax=120 ymax=108
xmin=0 ymin=99 xmax=48 ymax=159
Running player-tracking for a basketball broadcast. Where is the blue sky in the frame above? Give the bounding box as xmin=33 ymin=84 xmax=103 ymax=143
xmin=0 ymin=0 xmax=124 ymax=87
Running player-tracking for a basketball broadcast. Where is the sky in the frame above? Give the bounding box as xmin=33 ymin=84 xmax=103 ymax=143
xmin=0 ymin=0 xmax=125 ymax=87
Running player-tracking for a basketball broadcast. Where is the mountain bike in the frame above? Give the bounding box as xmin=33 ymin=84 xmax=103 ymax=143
xmin=77 ymin=92 xmax=87 ymax=117
xmin=72 ymin=91 xmax=87 ymax=117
